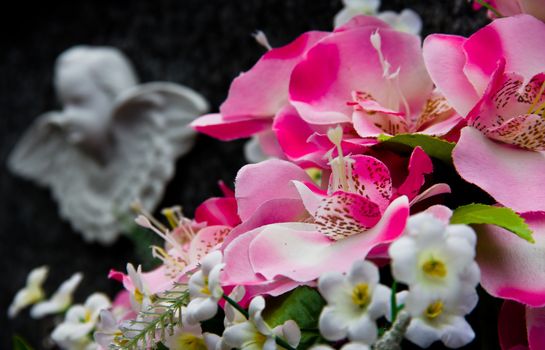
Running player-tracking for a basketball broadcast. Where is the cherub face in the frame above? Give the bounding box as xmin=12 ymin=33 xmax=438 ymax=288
xmin=55 ymin=64 xmax=114 ymax=145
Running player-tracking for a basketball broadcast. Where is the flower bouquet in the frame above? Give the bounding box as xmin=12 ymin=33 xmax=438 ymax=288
xmin=10 ymin=1 xmax=545 ymax=349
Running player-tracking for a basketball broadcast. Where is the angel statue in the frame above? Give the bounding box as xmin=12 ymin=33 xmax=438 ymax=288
xmin=8 ymin=46 xmax=209 ymax=244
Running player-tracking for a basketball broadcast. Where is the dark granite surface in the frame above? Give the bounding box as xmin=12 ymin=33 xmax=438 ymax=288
xmin=1 ymin=1 xmax=494 ymax=348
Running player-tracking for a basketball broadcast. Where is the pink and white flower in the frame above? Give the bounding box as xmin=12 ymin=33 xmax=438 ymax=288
xmin=423 ymin=14 xmax=545 ymax=212
xmin=473 ymin=0 xmax=545 ymax=22
xmin=497 ymin=300 xmax=545 ymax=350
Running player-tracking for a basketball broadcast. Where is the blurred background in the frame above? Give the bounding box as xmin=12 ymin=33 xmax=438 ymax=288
xmin=0 ymin=0 xmax=490 ymax=348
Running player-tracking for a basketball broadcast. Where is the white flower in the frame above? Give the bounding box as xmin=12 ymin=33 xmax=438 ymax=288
xmin=186 ymin=251 xmax=224 ymax=324
xmin=334 ymin=0 xmax=380 ymax=28
xmin=163 ymin=307 xmax=210 ymax=350
xmin=224 ymin=286 xmax=247 ymax=327
xmin=388 ymin=213 xmax=480 ymax=302
xmin=126 ymin=263 xmax=153 ymax=312
xmin=51 ymin=292 xmax=111 ymax=350
xmin=31 ymin=272 xmax=83 ymax=318
xmin=377 ymin=9 xmax=422 ymax=35
xmin=223 ymin=296 xmax=301 ymax=350
xmin=8 ymin=265 xmax=48 ymax=318
xmin=94 ymin=309 xmax=123 ymax=349
xmin=311 ymin=342 xmax=370 ymax=350
xmin=318 ymin=260 xmax=390 ymax=343
xmin=398 ymin=288 xmax=478 ymax=348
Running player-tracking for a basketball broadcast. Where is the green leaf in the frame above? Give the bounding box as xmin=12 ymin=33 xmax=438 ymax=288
xmin=377 ymin=133 xmax=455 ymax=164
xmin=263 ymin=286 xmax=327 ymax=349
xmin=451 ymin=204 xmax=534 ymax=243
xmin=12 ymin=335 xmax=34 ymax=350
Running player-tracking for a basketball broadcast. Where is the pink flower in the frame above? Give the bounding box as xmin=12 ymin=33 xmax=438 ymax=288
xmin=288 ymin=19 xmax=460 ymax=138
xmin=194 ymin=181 xmax=241 ymax=227
xmin=498 ymin=300 xmax=545 ymax=349
xmin=474 ymin=0 xmax=545 ymax=22
xmin=424 ymin=15 xmax=545 ymax=212
xmin=190 ymin=30 xmax=328 ymax=142
xmin=222 ymin=140 xmax=448 ymax=296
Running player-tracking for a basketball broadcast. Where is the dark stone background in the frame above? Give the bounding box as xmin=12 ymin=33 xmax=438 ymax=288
xmin=0 ymin=0 xmax=494 ymax=349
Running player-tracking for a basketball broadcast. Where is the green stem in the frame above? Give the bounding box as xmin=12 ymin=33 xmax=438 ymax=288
xmin=222 ymin=293 xmax=249 ymax=319
xmin=474 ymin=0 xmax=503 ymax=18
xmin=390 ymin=281 xmax=398 ymax=323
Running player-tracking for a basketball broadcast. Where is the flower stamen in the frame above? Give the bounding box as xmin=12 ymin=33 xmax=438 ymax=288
xmin=351 ymin=283 xmax=371 ymax=309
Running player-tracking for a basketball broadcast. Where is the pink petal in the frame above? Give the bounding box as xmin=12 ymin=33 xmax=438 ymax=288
xmin=223 ymin=226 xmax=268 ymax=286
xmin=350 ymin=155 xmax=393 ymax=212
xmin=527 ymin=305 xmax=545 ymax=349
xmin=314 ymin=190 xmax=382 ymax=240
xmin=191 ymin=113 xmax=271 ymax=140
xmin=352 ymin=110 xmax=409 ymax=138
xmin=409 ymin=183 xmax=451 ymax=206
xmin=290 ymin=27 xmax=431 ymax=124
xmin=498 ymin=300 xmax=529 ymax=350
xmin=477 ymin=212 xmax=545 ymax=307
xmin=220 ymin=31 xmax=328 ymax=119
xmin=235 ymin=159 xmax=310 ymax=221
xmin=292 ymin=180 xmax=328 ymax=217
xmin=453 ymin=126 xmax=545 ymax=213
xmin=463 ymin=15 xmax=545 ymax=95
xmin=249 ymin=196 xmax=409 ymax=283
xmin=188 ymin=225 xmax=231 ymax=264
xmin=395 ymin=147 xmax=433 ymax=202
xmin=194 ymin=197 xmax=240 ymax=227
xmin=273 ymin=105 xmax=327 ymax=168
xmin=222 ymin=198 xmax=308 ymax=249
xmin=423 ymin=34 xmax=480 ymax=116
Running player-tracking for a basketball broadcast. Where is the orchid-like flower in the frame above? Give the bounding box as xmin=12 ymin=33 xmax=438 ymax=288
xmin=8 ymin=265 xmax=48 ymax=318
xmin=51 ymin=293 xmax=111 ymax=350
xmin=318 ymin=260 xmax=390 ymax=343
xmin=395 ymin=288 xmax=478 ymax=348
xmin=423 ymin=14 xmax=545 ymax=213
xmin=31 ymin=272 xmax=83 ymax=319
xmin=388 ymin=212 xmax=480 ymax=302
xmin=186 ymin=250 xmax=225 ymax=324
xmin=222 ymin=296 xmax=301 ymax=350
xmin=289 ymin=21 xmax=461 ymax=140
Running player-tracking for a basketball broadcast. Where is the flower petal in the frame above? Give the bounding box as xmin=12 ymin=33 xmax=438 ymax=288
xmin=191 ymin=113 xmax=271 ymax=140
xmin=453 ymin=126 xmax=545 ymax=213
xmin=249 ymin=196 xmax=409 ymax=282
xmin=477 ymin=212 xmax=545 ymax=307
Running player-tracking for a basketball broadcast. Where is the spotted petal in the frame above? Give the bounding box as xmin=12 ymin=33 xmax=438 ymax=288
xmin=249 ymin=196 xmax=409 ymax=283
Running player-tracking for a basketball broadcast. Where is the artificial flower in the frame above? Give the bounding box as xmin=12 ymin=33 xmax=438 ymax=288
xmin=186 ymin=250 xmax=224 ymax=324
xmin=222 ymin=296 xmax=301 ymax=350
xmin=8 ymin=265 xmax=48 ymax=318
xmin=51 ymin=293 xmax=111 ymax=350
xmin=318 ymin=260 xmax=390 ymax=343
xmin=31 ymin=272 xmax=83 ymax=318
xmin=423 ymin=14 xmax=545 ymax=212
xmin=398 ymin=288 xmax=478 ymax=348
xmin=388 ymin=211 xmax=480 ymax=302
xmin=162 ymin=307 xmax=210 ymax=350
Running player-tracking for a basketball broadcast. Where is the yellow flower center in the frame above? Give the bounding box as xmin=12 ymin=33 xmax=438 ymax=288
xmin=200 ymin=276 xmax=211 ymax=295
xmin=422 ymin=258 xmax=447 ymax=278
xmin=84 ymin=309 xmax=92 ymax=323
xmin=134 ymin=288 xmax=144 ymax=304
xmin=425 ymin=301 xmax=444 ymax=320
xmin=175 ymin=333 xmax=207 ymax=350
xmin=351 ymin=283 xmax=371 ymax=308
